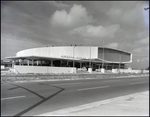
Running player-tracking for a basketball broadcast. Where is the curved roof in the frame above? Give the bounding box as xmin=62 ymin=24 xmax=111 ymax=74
xmin=6 ymin=46 xmax=132 ymax=64
xmin=17 ymin=46 xmax=131 ymax=54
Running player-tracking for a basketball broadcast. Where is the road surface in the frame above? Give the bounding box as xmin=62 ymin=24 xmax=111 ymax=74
xmin=1 ymin=76 xmax=149 ymax=116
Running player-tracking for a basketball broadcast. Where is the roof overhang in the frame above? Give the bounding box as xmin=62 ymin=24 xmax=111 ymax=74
xmin=5 ymin=56 xmax=131 ymax=64
xmin=5 ymin=56 xmax=72 ymax=61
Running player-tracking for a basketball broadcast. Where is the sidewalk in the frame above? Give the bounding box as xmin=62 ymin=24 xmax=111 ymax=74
xmin=38 ymin=91 xmax=149 ymax=116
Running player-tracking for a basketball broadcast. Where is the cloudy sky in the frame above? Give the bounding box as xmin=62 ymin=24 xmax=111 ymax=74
xmin=1 ymin=1 xmax=149 ymax=69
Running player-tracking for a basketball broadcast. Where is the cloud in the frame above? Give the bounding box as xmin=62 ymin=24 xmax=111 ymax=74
xmin=130 ymin=36 xmax=149 ymax=54
xmin=50 ymin=4 xmax=93 ymax=28
xmin=106 ymin=7 xmax=123 ymax=20
xmin=69 ymin=24 xmax=120 ymax=38
xmin=134 ymin=36 xmax=149 ymax=45
xmin=121 ymin=3 xmax=145 ymax=25
xmin=132 ymin=46 xmax=149 ymax=54
xmin=1 ymin=33 xmax=45 ymax=58
xmin=132 ymin=48 xmax=142 ymax=53
xmin=105 ymin=42 xmax=119 ymax=49
xmin=106 ymin=1 xmax=146 ymax=28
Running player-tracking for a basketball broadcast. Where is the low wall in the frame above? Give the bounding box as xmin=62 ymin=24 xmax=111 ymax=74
xmin=14 ymin=65 xmax=76 ymax=74
xmin=112 ymin=69 xmax=118 ymax=73
xmin=143 ymin=70 xmax=149 ymax=73
xmin=120 ymin=69 xmax=141 ymax=73
xmin=1 ymin=65 xmax=5 ymax=69
xmin=112 ymin=69 xmax=149 ymax=74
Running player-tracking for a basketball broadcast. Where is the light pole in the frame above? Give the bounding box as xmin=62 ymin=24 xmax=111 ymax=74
xmin=100 ymin=39 xmax=105 ymax=73
xmin=73 ymin=44 xmax=76 ymax=72
xmin=118 ymin=53 xmax=121 ymax=73
xmin=102 ymin=39 xmax=104 ymax=69
xmin=88 ymin=40 xmax=92 ymax=73
xmin=144 ymin=6 xmax=149 ymax=70
xmin=89 ymin=41 xmax=91 ymax=68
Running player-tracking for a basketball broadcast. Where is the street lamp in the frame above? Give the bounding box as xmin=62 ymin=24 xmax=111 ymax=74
xmin=144 ymin=6 xmax=149 ymax=11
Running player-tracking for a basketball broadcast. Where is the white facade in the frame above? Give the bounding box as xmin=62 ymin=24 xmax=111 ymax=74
xmin=16 ymin=46 xmax=98 ymax=60
xmin=14 ymin=65 xmax=76 ymax=74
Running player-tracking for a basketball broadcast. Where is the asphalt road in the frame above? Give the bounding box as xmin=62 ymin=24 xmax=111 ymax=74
xmin=1 ymin=76 xmax=149 ymax=116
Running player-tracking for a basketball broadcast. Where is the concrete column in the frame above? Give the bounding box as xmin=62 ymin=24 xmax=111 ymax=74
xmin=14 ymin=60 xmax=16 ymax=67
xmin=66 ymin=61 xmax=69 ymax=67
xmin=74 ymin=61 xmax=75 ymax=68
xmin=60 ymin=60 xmax=63 ymax=67
xmin=22 ymin=59 xmax=24 ymax=66
xmin=85 ymin=62 xmax=87 ymax=67
xmin=37 ymin=60 xmax=39 ymax=65
xmin=21 ymin=59 xmax=23 ymax=66
xmin=12 ymin=60 xmax=14 ymax=68
xmin=14 ymin=60 xmax=16 ymax=65
xmin=106 ymin=63 xmax=107 ymax=70
xmin=51 ymin=60 xmax=53 ymax=66
xmin=99 ymin=64 xmax=100 ymax=69
xmin=27 ymin=60 xmax=30 ymax=66
xmin=16 ymin=59 xmax=18 ymax=65
xmin=32 ymin=59 xmax=34 ymax=66
xmin=80 ymin=62 xmax=82 ymax=68
xmin=42 ymin=61 xmax=44 ymax=66
xmin=19 ymin=59 xmax=21 ymax=65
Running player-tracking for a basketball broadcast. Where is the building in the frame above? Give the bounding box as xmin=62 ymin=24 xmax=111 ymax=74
xmin=5 ymin=46 xmax=132 ymax=74
xmin=1 ymin=60 xmax=12 ymax=69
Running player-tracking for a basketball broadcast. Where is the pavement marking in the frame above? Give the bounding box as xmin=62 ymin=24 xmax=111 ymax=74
xmin=78 ymin=86 xmax=109 ymax=91
xmin=129 ymin=82 xmax=146 ymax=85
xmin=54 ymin=82 xmax=81 ymax=85
xmin=1 ymin=96 xmax=26 ymax=100
xmin=103 ymin=80 xmax=121 ymax=82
